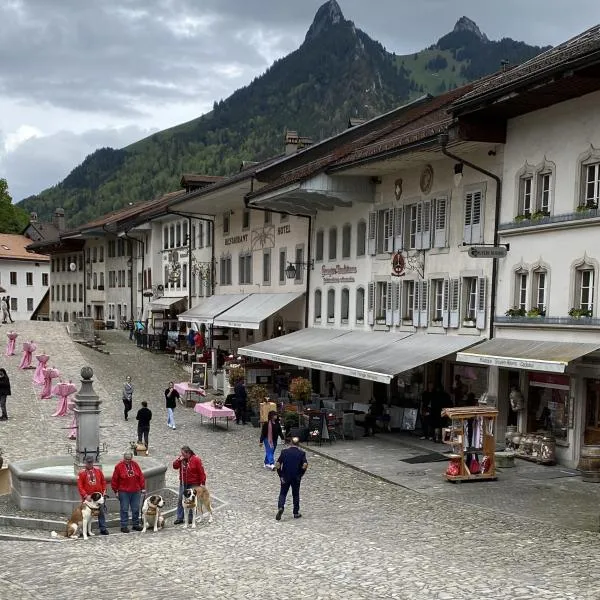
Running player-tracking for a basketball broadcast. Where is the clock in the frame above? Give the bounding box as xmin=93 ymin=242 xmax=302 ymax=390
xmin=420 ymin=164 xmax=434 ymax=194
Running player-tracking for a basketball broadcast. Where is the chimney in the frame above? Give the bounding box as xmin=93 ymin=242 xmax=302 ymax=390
xmin=284 ymin=130 xmax=313 ymax=155
xmin=500 ymin=59 xmax=510 ymax=72
xmin=53 ymin=207 xmax=65 ymax=232
xmin=30 ymin=212 xmax=38 ymax=223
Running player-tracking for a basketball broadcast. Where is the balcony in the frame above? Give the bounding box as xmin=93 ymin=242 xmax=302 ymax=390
xmin=499 ymin=206 xmax=600 ymax=233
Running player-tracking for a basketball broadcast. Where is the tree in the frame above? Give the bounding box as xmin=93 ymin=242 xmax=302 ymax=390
xmin=0 ymin=179 xmax=29 ymax=234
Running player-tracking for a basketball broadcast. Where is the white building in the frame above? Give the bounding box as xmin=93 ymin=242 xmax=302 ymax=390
xmin=0 ymin=233 xmax=49 ymax=320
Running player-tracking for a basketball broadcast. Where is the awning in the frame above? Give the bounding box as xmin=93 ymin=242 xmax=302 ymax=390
xmin=213 ymin=292 xmax=304 ymax=329
xmin=239 ymin=328 xmax=477 ymax=383
xmin=150 ymin=296 xmax=186 ymax=310
xmin=177 ymin=294 xmax=250 ymax=323
xmin=456 ymin=338 xmax=600 ymax=373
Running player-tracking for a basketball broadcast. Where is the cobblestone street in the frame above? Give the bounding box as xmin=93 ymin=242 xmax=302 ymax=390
xmin=2 ymin=323 xmax=600 ymax=599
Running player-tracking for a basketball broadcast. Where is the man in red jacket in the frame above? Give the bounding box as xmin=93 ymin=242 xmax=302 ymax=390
xmin=172 ymin=445 xmax=206 ymax=525
xmin=77 ymin=455 xmax=108 ymax=535
xmin=111 ymin=450 xmax=145 ymax=533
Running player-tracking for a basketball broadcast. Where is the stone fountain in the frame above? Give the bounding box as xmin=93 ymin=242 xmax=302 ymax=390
xmin=9 ymin=367 xmax=166 ymax=516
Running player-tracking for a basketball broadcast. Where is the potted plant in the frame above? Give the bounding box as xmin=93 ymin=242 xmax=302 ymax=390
xmin=462 ymin=317 xmax=476 ymax=327
xmin=432 ymin=317 xmax=444 ymax=325
xmin=289 ymin=377 xmax=312 ymax=404
xmin=505 ymin=307 xmax=526 ymax=318
xmin=227 ymin=365 xmax=245 ymax=386
xmin=569 ymin=307 xmax=592 ymax=318
xmin=514 ymin=213 xmax=530 ymax=223
xmin=577 ymin=201 xmax=599 ymax=213
xmin=532 ymin=209 xmax=551 ymax=220
xmin=526 ymin=307 xmax=545 ymax=318
xmin=282 ymin=410 xmax=300 ymax=436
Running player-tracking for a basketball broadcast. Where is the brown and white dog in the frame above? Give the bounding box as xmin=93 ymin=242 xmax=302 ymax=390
xmin=141 ymin=494 xmax=165 ymax=532
xmin=181 ymin=486 xmax=213 ymax=528
xmin=51 ymin=492 xmax=104 ymax=540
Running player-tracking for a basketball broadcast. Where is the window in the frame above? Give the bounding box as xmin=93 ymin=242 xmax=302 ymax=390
xmin=51 ymin=286 xmax=54 ymax=301
xmin=191 ymin=225 xmax=196 ymax=249
xmin=431 ymin=279 xmax=445 ymax=323
xmin=263 ymin=250 xmax=271 ymax=284
xmin=108 ymin=240 xmax=116 ymax=257
xmin=198 ymin=223 xmax=204 ymax=248
xmin=538 ymin=172 xmax=551 ymax=213
xmin=220 ymin=256 xmax=232 ymax=286
xmin=279 ymin=249 xmax=287 ymax=284
xmin=463 ymin=277 xmax=478 ymax=322
xmin=61 ymin=285 xmax=65 ymax=301
xmin=341 ymin=288 xmax=350 ymax=322
xmin=462 ymin=276 xmax=487 ymax=328
xmin=26 ymin=298 xmax=33 ymax=311
xmin=533 ymin=270 xmax=547 ymax=313
xmin=10 ymin=272 xmax=16 ymax=285
xmin=79 ymin=284 xmax=83 ymax=302
xmin=294 ymin=246 xmax=304 ymax=283
xmin=314 ymin=289 xmax=322 ymax=321
xmin=515 ymin=272 xmax=528 ymax=311
xmin=10 ymin=298 xmax=17 ymax=312
xmin=518 ymin=176 xmax=533 ymax=215
xmin=183 ymin=221 xmax=188 ymax=245
xmin=264 ymin=211 xmax=272 ymax=224
xmin=327 ymin=289 xmax=335 ymax=323
xmin=342 ymin=224 xmax=351 ymax=259
xmin=67 ymin=285 xmax=71 ymax=302
xmin=315 ymin=230 xmax=324 ymax=262
xmin=239 ymin=253 xmax=252 ymax=285
xmin=375 ymin=282 xmax=388 ymax=324
xmin=356 ymin=220 xmax=366 ymax=257
xmin=242 ymin=209 xmax=250 ymax=229
xmin=99 ymin=246 xmax=104 ymax=262
xmin=175 ymin=223 xmax=181 ymax=247
xmin=403 ymin=281 xmax=414 ymax=321
xmin=576 ymin=268 xmax=594 ymax=314
xmin=223 ymin=213 xmax=230 ymax=235
xmin=356 ymin=287 xmax=365 ymax=323
xmin=92 ymin=247 xmax=97 ymax=263
xmin=99 ymin=272 xmax=105 ymax=289
xmin=328 ymin=228 xmax=337 ymax=260
xmin=584 ymin=163 xmax=600 ymax=207
xmin=26 ymin=272 xmax=33 ymax=286
xmin=375 ymin=209 xmax=389 ymax=254
xmin=93 ymin=273 xmax=97 ymax=289
xmin=406 ymin=203 xmax=431 ymax=250
xmin=463 ymin=189 xmax=483 ymax=244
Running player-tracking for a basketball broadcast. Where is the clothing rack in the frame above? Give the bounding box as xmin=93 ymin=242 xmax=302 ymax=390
xmin=441 ymin=406 xmax=498 ymax=483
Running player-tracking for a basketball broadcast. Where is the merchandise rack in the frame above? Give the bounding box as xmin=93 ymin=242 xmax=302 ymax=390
xmin=441 ymin=406 xmax=498 ymax=483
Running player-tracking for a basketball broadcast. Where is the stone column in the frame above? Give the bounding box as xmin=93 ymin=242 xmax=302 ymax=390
xmin=73 ymin=366 xmax=102 ymax=474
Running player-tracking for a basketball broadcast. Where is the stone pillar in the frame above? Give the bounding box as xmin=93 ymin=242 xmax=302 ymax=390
xmin=486 ymin=366 xmax=504 ymax=440
xmin=73 ymin=366 xmax=102 ymax=474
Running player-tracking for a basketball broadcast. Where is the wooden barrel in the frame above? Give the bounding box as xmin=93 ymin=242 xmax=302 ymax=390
xmin=577 ymin=445 xmax=600 ymax=482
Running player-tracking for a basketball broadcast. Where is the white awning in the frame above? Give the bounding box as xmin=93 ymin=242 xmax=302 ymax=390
xmin=239 ymin=328 xmax=477 ymax=383
xmin=456 ymin=338 xmax=600 ymax=373
xmin=150 ymin=296 xmax=186 ymax=310
xmin=213 ymin=292 xmax=304 ymax=329
xmin=177 ymin=294 xmax=250 ymax=323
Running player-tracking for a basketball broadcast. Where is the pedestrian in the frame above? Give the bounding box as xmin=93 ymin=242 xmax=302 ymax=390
xmin=0 ymin=368 xmax=11 ymax=421
xmin=420 ymin=382 xmax=435 ymax=440
xmin=4 ymin=297 xmax=14 ymax=323
xmin=128 ymin=319 xmax=135 ymax=341
xmin=122 ymin=375 xmax=134 ymax=420
xmin=1 ymin=297 xmax=9 ymax=324
xmin=275 ymin=436 xmax=308 ymax=521
xmin=111 ymin=450 xmax=145 ymax=533
xmin=135 ymin=401 xmax=152 ymax=454
xmin=172 ymin=445 xmax=206 ymax=525
xmin=233 ymin=377 xmax=247 ymax=425
xmin=260 ymin=410 xmax=285 ymax=469
xmin=452 ymin=374 xmax=466 ymax=407
xmin=165 ymin=381 xmax=180 ymax=429
xmin=187 ymin=328 xmax=195 ymax=351
xmin=194 ymin=330 xmax=205 ymax=354
xmin=77 ymin=456 xmax=109 ymax=535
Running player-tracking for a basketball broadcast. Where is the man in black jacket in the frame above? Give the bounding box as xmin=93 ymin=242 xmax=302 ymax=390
xmin=135 ymin=401 xmax=152 ymax=454
xmin=275 ymin=437 xmax=308 ymax=520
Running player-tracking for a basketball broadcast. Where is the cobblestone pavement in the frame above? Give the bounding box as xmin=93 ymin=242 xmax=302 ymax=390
xmin=2 ymin=323 xmax=600 ymax=600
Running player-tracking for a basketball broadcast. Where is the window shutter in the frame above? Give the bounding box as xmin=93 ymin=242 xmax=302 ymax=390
xmin=393 ymin=281 xmax=401 ymax=326
xmin=472 ymin=191 xmax=483 ymax=243
xmin=384 ymin=209 xmax=394 ymax=253
xmin=415 ymin=203 xmax=424 ymax=249
xmin=393 ymin=206 xmax=404 ymax=251
xmin=442 ymin=279 xmax=450 ymax=328
xmin=367 ymin=282 xmax=375 ymax=325
xmin=412 ymin=281 xmax=420 ymax=327
xmin=463 ymin=192 xmax=473 ymax=243
xmin=434 ymin=198 xmax=448 ymax=248
xmin=419 ymin=280 xmax=429 ymax=327
xmin=385 ymin=281 xmax=393 ymax=325
xmin=368 ymin=212 xmax=377 ymax=255
xmin=449 ymin=278 xmax=460 ymax=328
xmin=403 ymin=207 xmax=412 ymax=250
xmin=421 ymin=201 xmax=432 ymax=250
xmin=476 ymin=276 xmax=487 ymax=330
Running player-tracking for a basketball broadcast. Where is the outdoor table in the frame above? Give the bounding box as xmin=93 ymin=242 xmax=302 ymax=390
xmin=174 ymin=382 xmax=206 ymax=407
xmin=194 ymin=401 xmax=235 ymax=430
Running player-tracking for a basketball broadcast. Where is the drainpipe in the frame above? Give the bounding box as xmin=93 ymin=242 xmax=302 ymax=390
xmin=439 ymin=131 xmax=502 ymax=340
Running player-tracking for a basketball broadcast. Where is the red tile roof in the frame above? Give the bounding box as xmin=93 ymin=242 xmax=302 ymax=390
xmin=0 ymin=234 xmax=49 ymax=261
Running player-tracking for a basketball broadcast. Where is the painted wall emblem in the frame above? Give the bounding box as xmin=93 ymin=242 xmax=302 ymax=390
xmin=391 ymin=251 xmax=405 ymax=277
xmin=420 ymin=164 xmax=434 ymax=194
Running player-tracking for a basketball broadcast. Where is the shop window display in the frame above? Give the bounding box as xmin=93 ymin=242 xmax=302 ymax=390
xmin=526 ymin=373 xmax=569 ymax=441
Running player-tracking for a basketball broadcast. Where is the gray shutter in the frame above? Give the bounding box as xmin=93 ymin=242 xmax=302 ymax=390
xmin=476 ymin=276 xmax=487 ymax=330
xmin=449 ymin=278 xmax=460 ymax=328
xmin=367 ymin=282 xmax=375 ymax=325
xmin=434 ymin=198 xmax=448 ymax=248
xmin=471 ymin=191 xmax=483 ymax=243
xmin=419 ymin=280 xmax=429 ymax=327
xmin=421 ymin=201 xmax=432 ymax=250
xmin=415 ymin=203 xmax=424 ymax=249
xmin=463 ymin=192 xmax=473 ymax=243
xmin=368 ymin=212 xmax=377 ymax=255
xmin=412 ymin=281 xmax=420 ymax=327
xmin=442 ymin=279 xmax=450 ymax=328
xmin=385 ymin=281 xmax=393 ymax=325
xmin=393 ymin=281 xmax=401 ymax=326
xmin=393 ymin=206 xmax=404 ymax=251
xmin=384 ymin=209 xmax=394 ymax=253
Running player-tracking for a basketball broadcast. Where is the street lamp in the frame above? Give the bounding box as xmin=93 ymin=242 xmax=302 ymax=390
xmin=285 ymin=260 xmax=314 ymax=280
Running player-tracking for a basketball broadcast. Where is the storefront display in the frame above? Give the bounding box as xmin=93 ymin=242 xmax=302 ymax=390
xmin=526 ymin=373 xmax=569 ymax=441
xmin=584 ymin=379 xmax=600 ymax=445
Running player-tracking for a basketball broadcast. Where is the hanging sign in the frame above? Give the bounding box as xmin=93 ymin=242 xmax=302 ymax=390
xmin=391 ymin=251 xmax=406 ymax=277
xmin=468 ymin=246 xmax=507 ymax=259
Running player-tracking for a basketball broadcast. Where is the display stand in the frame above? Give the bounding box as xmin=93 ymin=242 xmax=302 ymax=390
xmin=441 ymin=406 xmax=498 ymax=483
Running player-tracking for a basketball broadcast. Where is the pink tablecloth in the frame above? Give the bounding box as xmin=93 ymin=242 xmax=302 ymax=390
xmin=194 ymin=402 xmax=235 ymax=419
xmin=174 ymin=382 xmax=207 ymax=397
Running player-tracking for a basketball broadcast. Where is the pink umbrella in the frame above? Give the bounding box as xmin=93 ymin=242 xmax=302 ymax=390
xmin=41 ymin=367 xmax=60 ymax=399
xmin=19 ymin=341 xmax=37 ymax=369
xmin=5 ymin=331 xmax=18 ymax=357
xmin=51 ymin=381 xmax=77 ymax=417
xmin=33 ymin=354 xmax=50 ymax=385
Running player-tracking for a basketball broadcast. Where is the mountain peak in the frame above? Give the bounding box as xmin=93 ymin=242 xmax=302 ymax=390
xmin=305 ymin=0 xmax=346 ymax=43
xmin=453 ymin=16 xmax=488 ymax=42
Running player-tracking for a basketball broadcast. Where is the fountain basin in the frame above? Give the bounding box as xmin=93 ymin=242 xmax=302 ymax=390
xmin=9 ymin=455 xmax=167 ymax=515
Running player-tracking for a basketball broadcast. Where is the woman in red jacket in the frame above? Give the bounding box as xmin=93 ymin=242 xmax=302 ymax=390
xmin=111 ymin=450 xmax=145 ymax=533
xmin=173 ymin=445 xmax=206 ymax=525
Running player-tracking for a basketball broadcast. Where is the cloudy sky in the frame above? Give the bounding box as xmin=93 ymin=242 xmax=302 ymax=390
xmin=1 ymin=0 xmax=597 ymax=202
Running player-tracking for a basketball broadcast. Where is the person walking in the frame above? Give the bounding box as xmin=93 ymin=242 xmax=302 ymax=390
xmin=165 ymin=381 xmax=180 ymax=429
xmin=0 ymin=368 xmax=11 ymax=421
xmin=275 ymin=437 xmax=308 ymax=521
xmin=135 ymin=401 xmax=152 ymax=454
xmin=233 ymin=377 xmax=247 ymax=425
xmin=172 ymin=446 xmax=206 ymax=525
xmin=122 ymin=375 xmax=134 ymax=420
xmin=77 ymin=456 xmax=109 ymax=535
xmin=260 ymin=410 xmax=284 ymax=469
xmin=111 ymin=450 xmax=145 ymax=533
xmin=2 ymin=297 xmax=13 ymax=324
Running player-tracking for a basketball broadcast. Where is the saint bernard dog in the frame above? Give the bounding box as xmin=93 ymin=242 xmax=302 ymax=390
xmin=181 ymin=486 xmax=213 ymax=528
xmin=51 ymin=492 xmax=104 ymax=540
xmin=141 ymin=494 xmax=165 ymax=532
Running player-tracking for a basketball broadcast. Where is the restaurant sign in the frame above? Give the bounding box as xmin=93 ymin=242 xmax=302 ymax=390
xmin=322 ymin=264 xmax=357 ymax=284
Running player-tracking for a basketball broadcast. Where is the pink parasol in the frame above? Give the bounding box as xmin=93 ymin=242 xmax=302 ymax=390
xmin=52 ymin=381 xmax=77 ymax=417
xmin=33 ymin=354 xmax=50 ymax=385
xmin=5 ymin=331 xmax=18 ymax=357
xmin=18 ymin=341 xmax=37 ymax=369
xmin=41 ymin=367 xmax=60 ymax=399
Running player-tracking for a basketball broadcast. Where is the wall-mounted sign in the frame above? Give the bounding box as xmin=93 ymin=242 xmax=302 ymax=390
xmin=391 ymin=251 xmax=406 ymax=277
xmin=251 ymin=225 xmax=275 ymax=251
xmin=277 ymin=224 xmax=291 ymax=235
xmin=468 ymin=246 xmax=507 ymax=259
xmin=224 ymin=233 xmax=249 ymax=246
xmin=321 ymin=264 xmax=357 ymax=284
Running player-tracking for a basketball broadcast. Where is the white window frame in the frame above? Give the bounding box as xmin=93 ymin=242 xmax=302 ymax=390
xmin=327 ymin=289 xmax=335 ymax=323
xmin=314 ymin=289 xmax=322 ymax=322
xmin=403 ymin=280 xmax=414 ymax=322
xmin=532 ymin=269 xmax=547 ymax=313
xmin=431 ymin=279 xmax=445 ymax=323
xmin=515 ymin=271 xmax=528 ymax=311
xmin=263 ymin=249 xmax=271 ymax=285
xmin=576 ymin=268 xmax=595 ymax=314
xmin=356 ymin=286 xmax=365 ymax=323
xmin=537 ymin=172 xmax=552 ymax=213
xmin=341 ymin=288 xmax=350 ymax=323
xmin=342 ymin=224 xmax=352 ymax=259
xmin=583 ymin=163 xmax=600 ymax=208
xmin=375 ymin=281 xmax=388 ymax=324
xmin=328 ymin=227 xmax=337 ymax=261
xmin=518 ymin=176 xmax=533 ymax=216
xmin=356 ymin=220 xmax=366 ymax=257
xmin=315 ymin=230 xmax=324 ymax=262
